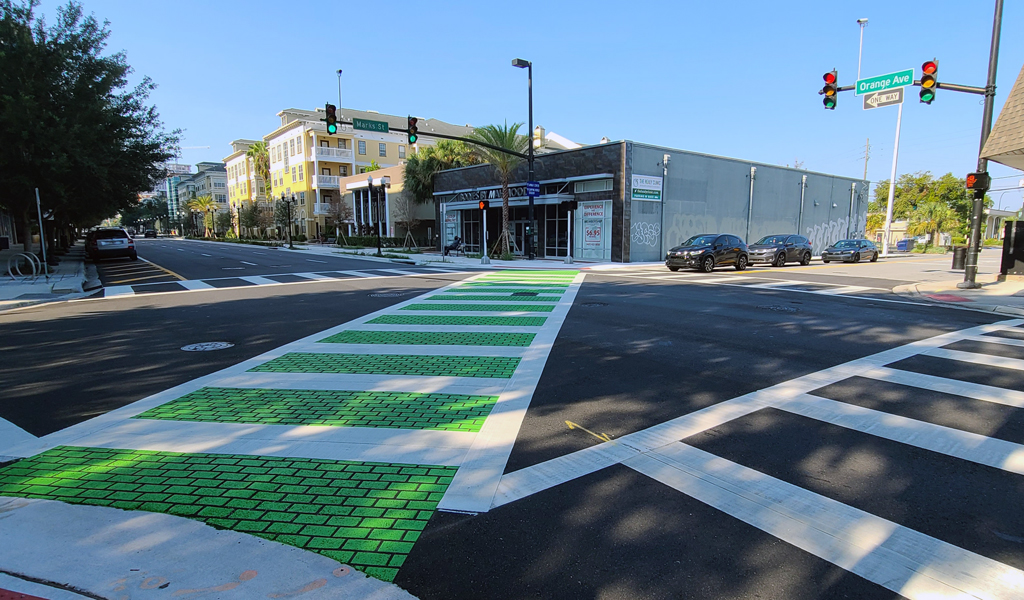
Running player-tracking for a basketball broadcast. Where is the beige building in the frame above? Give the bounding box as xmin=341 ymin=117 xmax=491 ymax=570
xmin=327 ymin=164 xmax=434 ymax=244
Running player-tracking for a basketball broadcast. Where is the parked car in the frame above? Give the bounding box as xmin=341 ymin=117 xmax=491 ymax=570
xmin=821 ymin=239 xmax=878 ymax=263
xmin=144 ymin=229 xmax=157 ymax=238
xmin=87 ymin=228 xmax=137 ymax=261
xmin=747 ymin=234 xmax=813 ymax=267
xmin=666 ymin=233 xmax=748 ymax=272
xmin=895 ymin=238 xmax=915 ymax=252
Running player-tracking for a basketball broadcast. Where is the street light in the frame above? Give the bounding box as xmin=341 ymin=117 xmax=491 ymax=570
xmin=512 ymin=57 xmax=535 ymax=260
xmin=367 ymin=175 xmax=391 ymax=257
xmin=280 ymin=192 xmax=295 ymax=249
xmin=856 ymin=18 xmax=868 ymax=80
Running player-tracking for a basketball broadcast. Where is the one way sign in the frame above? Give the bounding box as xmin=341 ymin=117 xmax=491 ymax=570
xmin=863 ymin=86 xmax=905 ymax=110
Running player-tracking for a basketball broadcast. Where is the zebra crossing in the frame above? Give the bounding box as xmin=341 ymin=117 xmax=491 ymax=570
xmin=97 ymin=266 xmax=483 ymax=299
xmin=492 ymin=318 xmax=1024 ymax=599
xmin=600 ymin=268 xmax=892 ymax=299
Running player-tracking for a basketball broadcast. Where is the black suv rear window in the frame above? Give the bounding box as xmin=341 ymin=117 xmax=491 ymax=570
xmin=94 ymin=230 xmax=128 ymax=239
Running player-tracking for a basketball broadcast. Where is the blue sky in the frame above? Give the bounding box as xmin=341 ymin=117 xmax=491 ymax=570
xmin=33 ymin=0 xmax=1024 ymax=209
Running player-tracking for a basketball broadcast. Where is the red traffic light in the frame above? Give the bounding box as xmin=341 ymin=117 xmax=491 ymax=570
xmin=922 ymin=60 xmax=937 ymax=75
xmin=823 ymin=71 xmax=836 ymax=84
xmin=479 ymin=200 xmax=489 ymax=210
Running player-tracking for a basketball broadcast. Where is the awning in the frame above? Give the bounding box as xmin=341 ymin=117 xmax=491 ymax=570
xmin=443 ymin=194 xmax=574 ymax=211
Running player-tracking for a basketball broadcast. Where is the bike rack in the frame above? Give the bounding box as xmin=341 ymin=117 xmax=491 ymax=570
xmin=6 ymin=252 xmax=42 ymax=281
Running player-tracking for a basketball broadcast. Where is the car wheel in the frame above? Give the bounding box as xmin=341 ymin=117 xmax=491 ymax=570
xmin=800 ymin=252 xmax=811 ymax=266
xmin=822 ymin=259 xmax=830 ymax=263
xmin=700 ymin=255 xmax=715 ymax=273
xmin=668 ymin=266 xmax=680 ymax=272
xmin=852 ymin=253 xmax=861 ymax=263
xmin=129 ymin=253 xmax=138 ymax=261
xmin=773 ymin=253 xmax=786 ymax=267
xmin=735 ymin=255 xmax=748 ymax=271
xmin=870 ymin=252 xmax=878 ymax=262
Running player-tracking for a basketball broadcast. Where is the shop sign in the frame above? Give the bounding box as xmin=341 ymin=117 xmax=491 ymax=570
xmin=459 ymin=185 xmax=529 ymax=202
xmin=584 ymin=220 xmax=603 ymax=248
xmin=631 ymin=175 xmax=663 ymax=201
xmin=581 ymin=202 xmax=605 ymax=219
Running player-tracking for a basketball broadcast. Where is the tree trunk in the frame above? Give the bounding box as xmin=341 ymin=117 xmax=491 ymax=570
xmin=501 ymin=178 xmax=510 ymax=256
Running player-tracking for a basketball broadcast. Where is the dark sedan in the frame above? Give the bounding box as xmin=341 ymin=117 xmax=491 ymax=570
xmin=821 ymin=239 xmax=878 ymax=263
xmin=666 ymin=233 xmax=748 ymax=272
xmin=747 ymin=234 xmax=813 ymax=267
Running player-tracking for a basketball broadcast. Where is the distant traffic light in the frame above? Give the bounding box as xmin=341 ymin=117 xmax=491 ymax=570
xmin=479 ymin=200 xmax=490 ymax=210
xmin=325 ymin=103 xmax=338 ymax=135
xmin=920 ymin=60 xmax=938 ymax=104
xmin=822 ymin=71 xmax=838 ymax=110
xmin=407 ymin=116 xmax=418 ymax=144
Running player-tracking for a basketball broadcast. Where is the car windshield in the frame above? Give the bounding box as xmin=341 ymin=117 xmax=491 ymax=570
xmin=833 ymin=240 xmax=858 ymax=249
xmin=682 ymin=235 xmax=716 ymax=247
xmin=755 ymin=236 xmax=787 ymax=245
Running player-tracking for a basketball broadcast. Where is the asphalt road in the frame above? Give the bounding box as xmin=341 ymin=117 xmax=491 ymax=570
xmin=91 ymin=237 xmax=450 ymax=287
xmin=2 ymin=260 xmax=1021 ymax=599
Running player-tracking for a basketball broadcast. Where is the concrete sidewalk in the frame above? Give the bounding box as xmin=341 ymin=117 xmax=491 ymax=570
xmin=0 ymin=244 xmax=92 ymax=311
xmin=895 ymin=272 xmax=1024 ymax=317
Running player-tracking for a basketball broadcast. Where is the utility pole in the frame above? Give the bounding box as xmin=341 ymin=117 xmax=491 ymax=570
xmin=862 ymin=138 xmax=871 ymax=181
xmin=960 ymin=0 xmax=1004 ymax=289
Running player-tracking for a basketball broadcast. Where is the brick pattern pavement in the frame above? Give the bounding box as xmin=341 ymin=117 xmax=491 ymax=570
xmin=249 ymin=352 xmax=522 ymax=378
xmin=445 ymin=287 xmax=566 ymax=294
xmin=366 ymin=315 xmax=548 ymax=326
xmin=318 ymin=331 xmax=536 ymax=347
xmin=134 ymin=387 xmax=500 ymax=431
xmin=0 ymin=446 xmax=456 ymax=582
xmin=401 ymin=303 xmax=555 ymax=312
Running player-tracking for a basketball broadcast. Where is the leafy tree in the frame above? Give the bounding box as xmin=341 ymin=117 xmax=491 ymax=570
xmin=403 ymin=140 xmax=481 ymax=205
xmin=238 ymin=201 xmax=260 ymax=237
xmin=364 ymin=160 xmax=381 ymax=172
xmin=907 ymin=201 xmax=959 ymax=246
xmin=0 ymin=1 xmax=178 ymax=251
xmin=186 ymin=195 xmax=217 ymax=237
xmin=466 ymin=122 xmax=529 ymax=256
xmin=871 ymin=171 xmax=991 ymax=237
xmin=215 ymin=209 xmax=233 ymax=237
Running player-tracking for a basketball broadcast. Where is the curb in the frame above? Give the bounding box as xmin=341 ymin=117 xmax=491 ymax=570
xmin=893 ymin=283 xmax=1024 ymax=318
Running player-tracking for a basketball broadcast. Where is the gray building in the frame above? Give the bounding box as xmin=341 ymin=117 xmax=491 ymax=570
xmin=433 ymin=141 xmax=868 ymax=262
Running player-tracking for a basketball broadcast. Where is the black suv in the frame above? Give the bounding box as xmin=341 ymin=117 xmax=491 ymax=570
xmin=747 ymin=234 xmax=813 ymax=267
xmin=666 ymin=234 xmax=748 ymax=272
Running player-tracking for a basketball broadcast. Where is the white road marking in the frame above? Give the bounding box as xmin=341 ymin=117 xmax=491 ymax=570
xmin=776 ymin=393 xmax=1024 ymax=475
xmin=923 ymin=347 xmax=1024 ymax=372
xmin=240 ymin=261 xmax=258 ymax=266
xmin=102 ymin=285 xmax=135 ymax=297
xmin=628 ymin=443 xmax=1024 ymax=600
xmin=0 ymin=417 xmax=36 ymax=458
xmin=179 ymin=280 xmax=215 ymax=290
xmin=307 ymin=259 xmax=328 ymax=263
xmin=239 ymin=275 xmax=277 ymax=285
xmin=859 ymin=366 xmax=1024 ymax=409
xmin=176 ymin=248 xmax=184 ymax=251
xmin=200 ymin=253 xmax=212 ymax=257
xmin=966 ymin=333 xmax=1024 ymax=348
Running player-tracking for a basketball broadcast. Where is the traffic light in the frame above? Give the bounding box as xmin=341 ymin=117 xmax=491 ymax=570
xmin=478 ymin=200 xmax=489 ymax=210
xmin=965 ymin=171 xmax=991 ymax=193
xmin=325 ymin=103 xmax=338 ymax=135
xmin=821 ymin=70 xmax=838 ymax=110
xmin=920 ymin=60 xmax=938 ymax=104
xmin=407 ymin=116 xmax=418 ymax=144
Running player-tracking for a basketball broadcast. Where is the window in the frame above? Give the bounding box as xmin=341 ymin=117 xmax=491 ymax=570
xmin=320 ymin=140 xmax=328 ymax=147
xmin=289 ymin=139 xmax=295 ymax=156
xmin=298 ymin=165 xmax=303 ymax=181
xmin=573 ymin=179 xmax=613 ymax=193
xmin=291 ymin=166 xmax=296 ymax=182
xmin=399 ymin=145 xmax=406 ymax=159
xmin=340 ymin=166 xmax=348 ymax=177
xmin=321 ymin=167 xmax=331 ymax=176
xmin=358 ymin=141 xmax=366 ymax=155
xmin=338 ymin=139 xmax=347 ymax=149
xmin=295 ymin=137 xmax=302 ymax=154
xmin=379 ymin=143 xmax=386 ymax=157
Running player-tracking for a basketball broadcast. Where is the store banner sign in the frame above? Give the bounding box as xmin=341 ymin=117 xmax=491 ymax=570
xmin=584 ymin=220 xmax=603 ymax=248
xmin=581 ymin=202 xmax=605 ymax=219
xmin=631 ymin=175 xmax=663 ymax=201
xmin=445 ymin=212 xmax=458 ymax=224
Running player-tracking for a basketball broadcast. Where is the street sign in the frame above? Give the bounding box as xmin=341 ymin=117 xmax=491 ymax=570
xmin=527 ymin=181 xmax=540 ymax=197
xmin=855 ymin=69 xmax=914 ymax=96
xmin=863 ymin=87 xmax=905 ymax=110
xmin=353 ymin=118 xmax=389 ymax=133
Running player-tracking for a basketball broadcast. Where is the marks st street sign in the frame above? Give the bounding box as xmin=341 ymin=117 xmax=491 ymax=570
xmin=353 ymin=118 xmax=389 ymax=133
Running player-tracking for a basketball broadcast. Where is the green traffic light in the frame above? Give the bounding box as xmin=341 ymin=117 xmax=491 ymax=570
xmin=823 ymin=97 xmax=836 ymax=110
xmin=327 ymin=123 xmax=337 ymax=134
xmin=409 ymin=134 xmax=417 ymax=143
xmin=920 ymin=89 xmax=935 ymax=104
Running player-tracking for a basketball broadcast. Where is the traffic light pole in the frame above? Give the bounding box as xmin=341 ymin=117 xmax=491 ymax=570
xmin=960 ymin=0 xmax=1004 ymax=289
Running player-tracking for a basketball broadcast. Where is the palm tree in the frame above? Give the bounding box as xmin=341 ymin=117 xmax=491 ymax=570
xmin=907 ymin=201 xmax=959 ymax=247
xmin=246 ymin=141 xmax=270 ymax=199
xmin=466 ymin=122 xmax=529 ymax=257
xmin=187 ymin=195 xmax=218 ymax=237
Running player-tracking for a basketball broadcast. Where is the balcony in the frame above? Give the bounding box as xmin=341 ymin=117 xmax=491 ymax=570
xmin=314 ymin=203 xmax=334 ymax=215
xmin=316 ymin=175 xmax=340 ymax=189
xmin=313 ymin=146 xmax=354 ymax=162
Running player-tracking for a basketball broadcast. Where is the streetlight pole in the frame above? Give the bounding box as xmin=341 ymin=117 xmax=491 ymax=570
xmin=856 ymin=18 xmax=868 ymax=80
xmin=961 ymin=0 xmax=1004 ymax=289
xmin=337 ymin=69 xmax=343 ymax=117
xmin=513 ymin=58 xmax=535 ymax=260
xmin=281 ymin=193 xmax=294 ymax=249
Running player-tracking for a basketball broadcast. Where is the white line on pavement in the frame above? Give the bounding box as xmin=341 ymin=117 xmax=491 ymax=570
xmin=859 ymin=366 xmax=1024 ymax=409
xmin=307 ymin=259 xmax=328 ymax=263
xmin=201 ymin=253 xmax=212 ymax=257
xmin=923 ymin=347 xmax=1024 ymax=372
xmin=0 ymin=417 xmax=36 ymax=458
xmin=240 ymin=261 xmax=257 ymax=265
xmin=179 ymin=280 xmax=215 ymax=290
xmin=239 ymin=276 xmax=278 ymax=286
xmin=628 ymin=443 xmax=1024 ymax=600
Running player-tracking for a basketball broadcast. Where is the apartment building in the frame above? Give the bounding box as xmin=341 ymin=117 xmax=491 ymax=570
xmin=223 ymin=139 xmax=268 ymax=234
xmin=263 ymin=107 xmax=473 ymax=239
xmin=175 ymin=162 xmax=228 ymax=229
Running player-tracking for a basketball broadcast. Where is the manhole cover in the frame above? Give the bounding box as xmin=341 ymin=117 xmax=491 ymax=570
xmin=181 ymin=342 xmax=235 ymax=352
xmin=579 ymin=302 xmax=608 ymax=307
xmin=756 ymin=305 xmax=799 ymax=312
xmin=370 ymin=292 xmax=406 ymax=297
